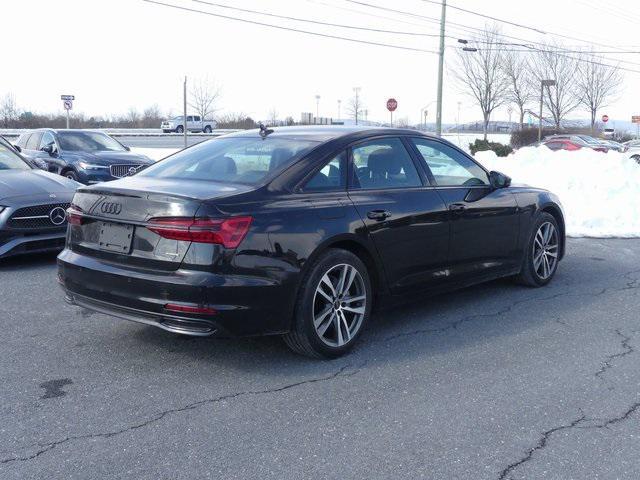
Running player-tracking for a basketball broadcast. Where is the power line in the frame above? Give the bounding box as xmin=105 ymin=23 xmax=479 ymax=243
xmin=419 ymin=0 xmax=545 ymax=34
xmin=142 ymin=0 xmax=439 ymax=53
xmin=190 ymin=0 xmax=440 ymax=37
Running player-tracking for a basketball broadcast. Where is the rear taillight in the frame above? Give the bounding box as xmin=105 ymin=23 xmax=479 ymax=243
xmin=164 ymin=303 xmax=217 ymax=315
xmin=147 ymin=216 xmax=252 ymax=248
xmin=67 ymin=206 xmax=84 ymax=225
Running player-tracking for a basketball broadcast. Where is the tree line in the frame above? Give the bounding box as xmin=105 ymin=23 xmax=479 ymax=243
xmin=453 ymin=25 xmax=623 ymax=140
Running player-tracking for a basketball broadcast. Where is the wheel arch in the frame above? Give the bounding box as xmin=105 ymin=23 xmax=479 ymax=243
xmin=540 ymin=203 xmax=566 ymax=260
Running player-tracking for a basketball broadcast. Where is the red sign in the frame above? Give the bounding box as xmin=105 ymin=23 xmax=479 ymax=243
xmin=602 ymin=114 xmax=609 ymax=123
xmin=386 ymin=98 xmax=398 ymax=112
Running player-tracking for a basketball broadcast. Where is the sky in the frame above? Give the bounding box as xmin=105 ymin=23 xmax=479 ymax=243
xmin=3 ymin=0 xmax=640 ymax=127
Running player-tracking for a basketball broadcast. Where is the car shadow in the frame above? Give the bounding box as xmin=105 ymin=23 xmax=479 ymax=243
xmin=123 ymin=260 xmax=608 ymax=377
xmin=0 ymin=251 xmax=59 ymax=271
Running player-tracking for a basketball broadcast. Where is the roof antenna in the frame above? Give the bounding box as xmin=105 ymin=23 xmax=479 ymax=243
xmin=258 ymin=122 xmax=274 ymax=139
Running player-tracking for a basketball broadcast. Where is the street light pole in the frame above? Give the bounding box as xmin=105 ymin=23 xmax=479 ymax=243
xmin=315 ymin=94 xmax=320 ymax=121
xmin=435 ymin=0 xmax=447 ymax=137
xmin=337 ymin=99 xmax=341 ymax=120
xmin=538 ymin=79 xmax=556 ymax=142
xmin=183 ymin=76 xmax=188 ymax=149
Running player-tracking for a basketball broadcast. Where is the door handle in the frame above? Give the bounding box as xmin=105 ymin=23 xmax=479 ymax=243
xmin=448 ymin=203 xmax=466 ymax=212
xmin=367 ymin=209 xmax=392 ymax=221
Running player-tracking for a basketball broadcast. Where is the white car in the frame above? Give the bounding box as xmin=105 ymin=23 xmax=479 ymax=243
xmin=161 ymin=115 xmax=216 ymax=134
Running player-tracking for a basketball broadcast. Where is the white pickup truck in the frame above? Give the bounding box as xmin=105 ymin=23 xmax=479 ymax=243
xmin=161 ymin=115 xmax=216 ymax=133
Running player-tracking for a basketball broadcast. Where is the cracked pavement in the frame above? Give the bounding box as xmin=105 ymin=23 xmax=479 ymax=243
xmin=1 ymin=238 xmax=639 ymax=479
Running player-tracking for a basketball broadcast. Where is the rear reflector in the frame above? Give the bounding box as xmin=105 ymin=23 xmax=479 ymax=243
xmin=67 ymin=207 xmax=84 ymax=226
xmin=147 ymin=216 xmax=252 ymax=248
xmin=164 ymin=303 xmax=218 ymax=315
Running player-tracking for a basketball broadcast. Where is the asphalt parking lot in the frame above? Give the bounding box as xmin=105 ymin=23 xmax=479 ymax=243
xmin=1 ymin=238 xmax=639 ymax=479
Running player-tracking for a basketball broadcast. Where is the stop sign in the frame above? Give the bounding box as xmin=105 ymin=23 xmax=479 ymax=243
xmin=602 ymin=114 xmax=609 ymax=123
xmin=386 ymin=98 xmax=398 ymax=112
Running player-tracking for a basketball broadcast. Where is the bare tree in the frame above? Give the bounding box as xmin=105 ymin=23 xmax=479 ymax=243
xmin=452 ymin=25 xmax=509 ymax=140
xmin=126 ymin=107 xmax=140 ymax=127
xmin=530 ymin=44 xmax=581 ymax=129
xmin=0 ymin=93 xmax=19 ymax=128
xmin=575 ymin=53 xmax=623 ymax=133
xmin=502 ymin=50 xmax=534 ymax=129
xmin=142 ymin=104 xmax=163 ymax=127
xmin=346 ymin=91 xmax=365 ymax=124
xmin=267 ymin=107 xmax=279 ymax=126
xmin=189 ymin=77 xmax=221 ymax=121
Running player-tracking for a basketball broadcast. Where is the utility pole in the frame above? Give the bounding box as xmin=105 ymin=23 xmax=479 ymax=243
xmin=435 ymin=0 xmax=447 ymax=137
xmin=315 ymin=94 xmax=320 ymax=121
xmin=337 ymin=99 xmax=341 ymax=120
xmin=183 ymin=76 xmax=188 ymax=149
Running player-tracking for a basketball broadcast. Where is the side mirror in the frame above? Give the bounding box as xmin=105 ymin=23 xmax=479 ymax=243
xmin=41 ymin=144 xmax=55 ymax=155
xmin=13 ymin=144 xmax=21 ymax=152
xmin=489 ymin=170 xmax=511 ymax=189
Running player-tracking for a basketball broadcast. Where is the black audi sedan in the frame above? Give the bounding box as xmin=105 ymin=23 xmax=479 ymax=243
xmin=16 ymin=129 xmax=154 ymax=184
xmin=58 ymin=126 xmax=565 ymax=358
xmin=0 ymin=135 xmax=78 ymax=258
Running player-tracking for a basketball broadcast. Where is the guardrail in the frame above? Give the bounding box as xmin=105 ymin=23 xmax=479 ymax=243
xmin=0 ymin=128 xmax=241 ymax=139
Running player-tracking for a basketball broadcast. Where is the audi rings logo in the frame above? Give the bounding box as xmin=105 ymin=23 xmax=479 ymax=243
xmin=49 ymin=207 xmax=67 ymax=226
xmin=101 ymin=202 xmax=122 ymax=215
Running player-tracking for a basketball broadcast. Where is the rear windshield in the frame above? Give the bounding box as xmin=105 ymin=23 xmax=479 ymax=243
xmin=138 ymin=136 xmax=318 ymax=185
xmin=58 ymin=132 xmax=126 ymax=152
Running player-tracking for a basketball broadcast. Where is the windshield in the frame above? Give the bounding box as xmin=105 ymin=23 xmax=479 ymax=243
xmin=138 ymin=136 xmax=318 ymax=185
xmin=57 ymin=131 xmax=126 ymax=152
xmin=0 ymin=142 xmax=31 ymax=170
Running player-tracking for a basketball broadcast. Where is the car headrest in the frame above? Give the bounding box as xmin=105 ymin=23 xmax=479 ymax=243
xmin=269 ymin=148 xmax=293 ymax=171
xmin=368 ymin=148 xmax=401 ymax=176
xmin=211 ymin=156 xmax=237 ymax=175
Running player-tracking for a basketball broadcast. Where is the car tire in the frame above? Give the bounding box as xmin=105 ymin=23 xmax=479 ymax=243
xmin=176 ymin=126 xmax=184 ymax=134
xmin=64 ymin=170 xmax=80 ymax=182
xmin=203 ymin=126 xmax=212 ymax=133
xmin=283 ymin=249 xmax=372 ymax=359
xmin=515 ymin=212 xmax=560 ymax=287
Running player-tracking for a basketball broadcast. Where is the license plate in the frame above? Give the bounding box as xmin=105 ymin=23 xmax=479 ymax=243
xmin=98 ymin=222 xmax=134 ymax=253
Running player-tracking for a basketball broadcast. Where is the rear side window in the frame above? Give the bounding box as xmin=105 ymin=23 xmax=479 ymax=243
xmin=410 ymin=138 xmax=488 ymax=187
xmin=17 ymin=133 xmax=31 ymax=148
xmin=350 ymin=138 xmax=422 ymax=190
xmin=139 ymin=136 xmax=318 ymax=185
xmin=303 ymin=152 xmax=346 ymax=191
xmin=26 ymin=132 xmax=42 ymax=150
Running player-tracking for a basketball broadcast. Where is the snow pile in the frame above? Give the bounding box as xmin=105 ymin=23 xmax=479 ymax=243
xmin=474 ymin=147 xmax=640 ymax=238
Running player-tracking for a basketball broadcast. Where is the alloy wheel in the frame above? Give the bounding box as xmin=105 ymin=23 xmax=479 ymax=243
xmin=312 ymin=263 xmax=366 ymax=347
xmin=533 ymin=221 xmax=559 ymax=280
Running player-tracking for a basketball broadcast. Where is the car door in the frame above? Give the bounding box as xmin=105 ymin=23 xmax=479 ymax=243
xmin=35 ymin=131 xmax=61 ymax=172
xmin=408 ymin=137 xmax=520 ymax=281
xmin=346 ymin=136 xmax=449 ymax=293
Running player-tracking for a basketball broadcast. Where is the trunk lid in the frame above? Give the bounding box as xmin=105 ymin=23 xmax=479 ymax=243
xmin=68 ymin=177 xmax=253 ymax=270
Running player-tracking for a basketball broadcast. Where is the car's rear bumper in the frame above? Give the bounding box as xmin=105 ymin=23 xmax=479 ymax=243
xmin=0 ymin=231 xmax=66 ymax=258
xmin=57 ymin=249 xmax=292 ymax=336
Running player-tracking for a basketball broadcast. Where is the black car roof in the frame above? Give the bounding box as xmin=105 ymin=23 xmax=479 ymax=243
xmin=225 ymin=125 xmax=436 ymax=142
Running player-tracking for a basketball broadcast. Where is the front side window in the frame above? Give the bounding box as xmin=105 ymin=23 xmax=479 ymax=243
xmin=57 ymin=132 xmax=126 ymax=152
xmin=350 ymin=138 xmax=422 ymax=190
xmin=139 ymin=136 xmax=318 ymax=185
xmin=0 ymin=142 xmax=31 ymax=170
xmin=39 ymin=132 xmax=55 ymax=150
xmin=410 ymin=138 xmax=488 ymax=187
xmin=303 ymin=152 xmax=346 ymax=191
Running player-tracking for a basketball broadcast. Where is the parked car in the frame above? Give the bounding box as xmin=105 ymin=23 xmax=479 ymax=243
xmin=161 ymin=115 xmax=216 ymax=133
xmin=58 ymin=126 xmax=565 ymax=358
xmin=15 ymin=129 xmax=154 ymax=184
xmin=0 ymin=135 xmax=78 ymax=259
xmin=542 ymin=138 xmax=607 ymax=152
xmin=545 ymin=134 xmax=608 ymax=152
xmin=597 ymin=139 xmax=625 ymax=152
